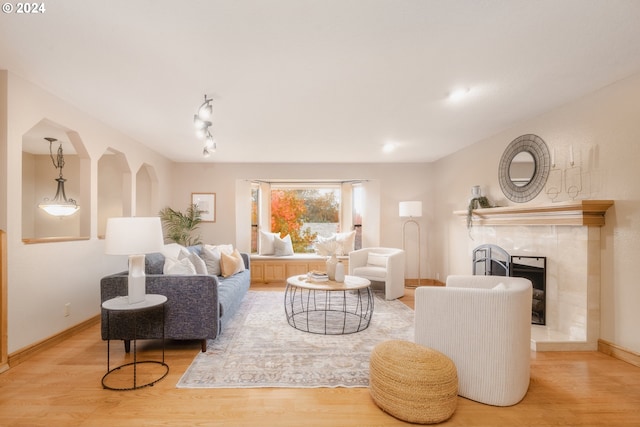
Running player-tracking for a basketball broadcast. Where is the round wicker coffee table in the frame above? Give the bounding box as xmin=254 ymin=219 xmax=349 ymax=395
xmin=284 ymin=275 xmax=373 ymax=334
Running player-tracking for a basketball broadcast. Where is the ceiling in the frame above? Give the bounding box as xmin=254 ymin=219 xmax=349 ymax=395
xmin=3 ymin=0 xmax=640 ymax=163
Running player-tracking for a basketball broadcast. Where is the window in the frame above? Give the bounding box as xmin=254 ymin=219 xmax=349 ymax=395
xmin=250 ymin=184 xmax=259 ymax=253
xmin=352 ymin=183 xmax=363 ymax=251
xmin=251 ymin=181 xmax=363 ymax=254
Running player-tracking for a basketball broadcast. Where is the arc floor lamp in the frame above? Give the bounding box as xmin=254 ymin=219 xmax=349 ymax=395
xmin=399 ymin=201 xmax=422 ymax=287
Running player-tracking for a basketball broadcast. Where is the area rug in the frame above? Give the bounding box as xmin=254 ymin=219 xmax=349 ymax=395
xmin=177 ymin=290 xmax=414 ymax=388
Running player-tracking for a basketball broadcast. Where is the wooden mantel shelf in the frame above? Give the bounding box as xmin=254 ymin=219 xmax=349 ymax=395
xmin=454 ymin=200 xmax=614 ymax=227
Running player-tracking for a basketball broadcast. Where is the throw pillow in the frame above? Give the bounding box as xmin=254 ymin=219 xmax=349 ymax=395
xmin=334 ymin=230 xmax=356 ymax=255
xmin=259 ymin=231 xmax=279 ymax=255
xmin=179 ymin=250 xmax=207 ymax=275
xmin=204 ymin=243 xmax=234 ymax=256
xmin=220 ymin=249 xmax=246 ymax=277
xmin=163 ymin=257 xmax=196 ymax=275
xmin=274 ymin=234 xmax=294 ymax=256
xmin=492 ymin=282 xmax=507 ymax=291
xmin=161 ymin=243 xmax=188 ymax=259
xmin=314 ymin=235 xmax=339 ymax=256
xmin=201 ymin=244 xmax=235 ymax=276
xmin=201 ymin=245 xmax=223 ymax=276
xmin=367 ymin=252 xmax=388 ymax=267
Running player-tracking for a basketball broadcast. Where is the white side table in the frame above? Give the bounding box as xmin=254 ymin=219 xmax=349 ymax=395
xmin=101 ymin=294 xmax=169 ymax=390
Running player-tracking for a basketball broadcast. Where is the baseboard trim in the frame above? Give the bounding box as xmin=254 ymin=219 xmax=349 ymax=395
xmin=404 ymin=278 xmax=445 ymax=288
xmin=598 ymin=339 xmax=640 ymax=368
xmin=7 ymin=315 xmax=100 ymax=369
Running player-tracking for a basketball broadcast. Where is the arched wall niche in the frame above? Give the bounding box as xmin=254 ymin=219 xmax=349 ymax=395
xmin=135 ymin=163 xmax=158 ymax=217
xmin=98 ymin=148 xmax=132 ymax=238
xmin=21 ymin=119 xmax=90 ymax=242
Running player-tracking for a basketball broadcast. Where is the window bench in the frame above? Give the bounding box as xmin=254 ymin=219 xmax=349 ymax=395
xmin=250 ymin=254 xmax=349 ymax=284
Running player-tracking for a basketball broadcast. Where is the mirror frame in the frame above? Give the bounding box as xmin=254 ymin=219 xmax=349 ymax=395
xmin=498 ymin=134 xmax=551 ymax=203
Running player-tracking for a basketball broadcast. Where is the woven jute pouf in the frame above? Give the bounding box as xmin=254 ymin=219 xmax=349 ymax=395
xmin=369 ymin=340 xmax=458 ymax=424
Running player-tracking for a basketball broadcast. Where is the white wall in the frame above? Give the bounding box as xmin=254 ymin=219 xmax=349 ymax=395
xmin=2 ymin=72 xmax=174 ymax=353
xmin=433 ymin=72 xmax=640 ymax=354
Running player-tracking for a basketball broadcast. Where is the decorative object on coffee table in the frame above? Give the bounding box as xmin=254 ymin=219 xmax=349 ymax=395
xmin=315 ymin=239 xmax=341 ymax=280
xmin=325 ymin=253 xmax=338 ymax=280
xmin=334 ymin=260 xmax=345 ymax=282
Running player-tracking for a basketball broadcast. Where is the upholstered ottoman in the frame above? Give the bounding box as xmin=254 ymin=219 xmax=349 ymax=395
xmin=369 ymin=340 xmax=458 ymax=424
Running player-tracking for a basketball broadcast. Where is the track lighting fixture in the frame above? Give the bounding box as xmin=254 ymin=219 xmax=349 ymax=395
xmin=194 ymin=94 xmax=216 ymax=157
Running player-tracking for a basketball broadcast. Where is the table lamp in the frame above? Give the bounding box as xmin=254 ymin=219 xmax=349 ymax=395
xmin=105 ymin=217 xmax=164 ymax=304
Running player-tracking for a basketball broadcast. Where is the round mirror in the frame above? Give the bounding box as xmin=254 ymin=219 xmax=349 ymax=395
xmin=509 ymin=151 xmax=536 ymax=187
xmin=499 ymin=134 xmax=550 ymax=203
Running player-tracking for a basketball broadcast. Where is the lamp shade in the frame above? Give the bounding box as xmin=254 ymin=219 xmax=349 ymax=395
xmin=399 ymin=201 xmax=422 ymax=218
xmin=105 ymin=217 xmax=164 ymax=255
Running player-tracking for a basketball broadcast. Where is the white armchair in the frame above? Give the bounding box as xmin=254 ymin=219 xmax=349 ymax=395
xmin=414 ymin=275 xmax=532 ymax=406
xmin=348 ymin=247 xmax=405 ymax=300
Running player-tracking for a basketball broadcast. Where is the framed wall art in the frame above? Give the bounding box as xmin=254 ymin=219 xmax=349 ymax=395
xmin=192 ymin=192 xmax=216 ymax=222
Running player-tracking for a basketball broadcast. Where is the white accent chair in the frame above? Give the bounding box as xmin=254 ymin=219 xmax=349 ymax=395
xmin=414 ymin=275 xmax=533 ymax=406
xmin=348 ymin=247 xmax=405 ymax=300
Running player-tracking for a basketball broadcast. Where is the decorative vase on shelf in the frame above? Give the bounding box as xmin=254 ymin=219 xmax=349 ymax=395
xmin=326 ymin=253 xmax=338 ymax=281
xmin=335 ymin=261 xmax=345 ymax=282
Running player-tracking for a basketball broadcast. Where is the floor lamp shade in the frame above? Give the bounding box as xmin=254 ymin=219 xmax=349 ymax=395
xmin=399 ymin=201 xmax=422 ymax=218
xmin=105 ymin=217 xmax=164 ymax=304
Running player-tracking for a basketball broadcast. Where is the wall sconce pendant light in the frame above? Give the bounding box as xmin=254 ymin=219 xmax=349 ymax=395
xmin=38 ymin=137 xmax=79 ymax=217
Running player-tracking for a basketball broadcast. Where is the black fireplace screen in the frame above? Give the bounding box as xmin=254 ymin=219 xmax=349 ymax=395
xmin=472 ymin=244 xmax=546 ymax=325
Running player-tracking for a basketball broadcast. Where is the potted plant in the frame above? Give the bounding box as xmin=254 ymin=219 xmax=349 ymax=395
xmin=466 ymin=185 xmax=493 ymax=231
xmin=158 ymin=204 xmax=203 ymax=246
xmin=467 ymin=196 xmax=492 ymax=229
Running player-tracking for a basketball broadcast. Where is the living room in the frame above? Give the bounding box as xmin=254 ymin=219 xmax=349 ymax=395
xmin=2 ymin=1 xmax=640 ymax=425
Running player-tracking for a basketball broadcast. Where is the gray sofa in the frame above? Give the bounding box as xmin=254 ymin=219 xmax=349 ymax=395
xmin=100 ymin=246 xmax=250 ymax=352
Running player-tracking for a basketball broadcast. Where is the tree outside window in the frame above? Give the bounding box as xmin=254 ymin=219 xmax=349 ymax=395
xmin=271 ymin=188 xmax=340 ymax=253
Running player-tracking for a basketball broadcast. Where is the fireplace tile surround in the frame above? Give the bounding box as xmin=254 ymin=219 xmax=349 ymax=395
xmin=455 ymin=200 xmax=613 ymax=351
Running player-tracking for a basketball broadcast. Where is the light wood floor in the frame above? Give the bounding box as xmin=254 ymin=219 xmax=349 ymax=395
xmin=1 ymin=286 xmax=639 ymax=426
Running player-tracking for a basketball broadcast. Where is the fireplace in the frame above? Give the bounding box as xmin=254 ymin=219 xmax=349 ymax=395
xmin=457 ymin=200 xmax=613 ymax=351
xmin=472 ymin=245 xmax=546 ymax=325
